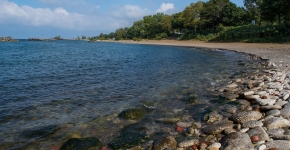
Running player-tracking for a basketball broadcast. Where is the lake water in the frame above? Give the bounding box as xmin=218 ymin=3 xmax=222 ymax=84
xmin=0 ymin=40 xmax=267 ymax=149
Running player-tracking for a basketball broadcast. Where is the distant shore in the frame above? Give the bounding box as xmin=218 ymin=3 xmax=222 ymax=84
xmin=115 ymin=40 xmax=290 ymax=71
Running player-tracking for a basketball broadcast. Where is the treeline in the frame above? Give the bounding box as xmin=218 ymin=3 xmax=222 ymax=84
xmin=90 ymin=0 xmax=290 ymax=42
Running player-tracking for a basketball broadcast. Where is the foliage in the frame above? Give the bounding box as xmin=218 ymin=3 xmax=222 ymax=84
xmin=87 ymin=0 xmax=290 ymax=43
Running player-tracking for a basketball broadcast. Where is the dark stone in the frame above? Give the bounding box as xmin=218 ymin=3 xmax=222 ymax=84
xmin=20 ymin=125 xmax=59 ymax=139
xmin=109 ymin=123 xmax=149 ymax=150
xmin=60 ymin=137 xmax=102 ymax=150
xmin=219 ymin=93 xmax=239 ymax=100
xmin=153 ymin=136 xmax=177 ymax=150
xmin=119 ymin=108 xmax=146 ymax=120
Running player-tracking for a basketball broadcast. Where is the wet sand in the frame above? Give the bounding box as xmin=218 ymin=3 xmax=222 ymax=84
xmin=116 ymin=40 xmax=290 ymax=71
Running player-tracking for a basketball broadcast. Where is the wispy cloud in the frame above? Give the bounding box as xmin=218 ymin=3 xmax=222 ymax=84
xmin=111 ymin=5 xmax=151 ymax=19
xmin=0 ymin=0 xmax=127 ymax=31
xmin=156 ymin=3 xmax=174 ymax=13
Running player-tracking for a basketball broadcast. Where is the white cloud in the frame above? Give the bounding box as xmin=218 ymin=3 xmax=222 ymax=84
xmin=156 ymin=3 xmax=174 ymax=13
xmin=0 ymin=0 xmax=127 ymax=31
xmin=111 ymin=5 xmax=151 ymax=19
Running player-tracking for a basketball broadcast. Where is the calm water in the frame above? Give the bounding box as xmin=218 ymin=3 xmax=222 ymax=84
xmin=0 ymin=40 xmax=266 ymax=149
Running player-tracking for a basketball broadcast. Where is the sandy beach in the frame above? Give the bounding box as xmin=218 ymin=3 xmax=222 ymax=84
xmin=117 ymin=40 xmax=290 ymax=71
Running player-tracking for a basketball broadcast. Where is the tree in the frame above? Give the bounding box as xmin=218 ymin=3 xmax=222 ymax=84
xmin=179 ymin=1 xmax=203 ymax=31
xmin=171 ymin=12 xmax=184 ymax=32
xmin=221 ymin=2 xmax=248 ymax=26
xmin=244 ymin=0 xmax=263 ymax=25
xmin=115 ymin=28 xmax=124 ymax=40
xmin=82 ymin=35 xmax=86 ymax=39
xmin=260 ymin=0 xmax=290 ymax=26
xmin=202 ymin=0 xmax=230 ymax=30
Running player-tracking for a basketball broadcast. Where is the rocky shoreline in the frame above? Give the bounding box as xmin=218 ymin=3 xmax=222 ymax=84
xmin=55 ymin=51 xmax=290 ymax=150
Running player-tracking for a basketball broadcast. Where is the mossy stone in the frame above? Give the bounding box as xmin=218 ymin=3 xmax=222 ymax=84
xmin=60 ymin=137 xmax=102 ymax=150
xmin=119 ymin=108 xmax=146 ymax=120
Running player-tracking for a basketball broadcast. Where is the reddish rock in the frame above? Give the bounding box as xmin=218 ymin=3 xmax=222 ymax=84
xmin=250 ymin=135 xmax=259 ymax=142
xmin=176 ymin=126 xmax=183 ymax=132
xmin=253 ymin=108 xmax=260 ymax=112
xmin=262 ymin=96 xmax=267 ymax=99
xmin=268 ymin=148 xmax=278 ymax=150
xmin=191 ymin=144 xmax=198 ymax=150
xmin=102 ymin=147 xmax=111 ymax=150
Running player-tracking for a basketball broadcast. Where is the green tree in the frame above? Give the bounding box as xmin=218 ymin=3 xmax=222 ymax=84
xmin=179 ymin=1 xmax=203 ymax=31
xmin=244 ymin=0 xmax=263 ymax=25
xmin=82 ymin=35 xmax=86 ymax=39
xmin=115 ymin=28 xmax=124 ymax=40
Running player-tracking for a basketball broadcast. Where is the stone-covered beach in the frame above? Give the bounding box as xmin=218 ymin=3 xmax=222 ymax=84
xmin=98 ymin=40 xmax=290 ymax=150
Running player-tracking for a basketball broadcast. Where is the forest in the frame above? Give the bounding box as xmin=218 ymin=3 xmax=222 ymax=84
xmin=89 ymin=0 xmax=290 ymax=43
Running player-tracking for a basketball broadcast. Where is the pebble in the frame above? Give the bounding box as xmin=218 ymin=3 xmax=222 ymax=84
xmin=178 ymin=139 xmax=199 ymax=148
xmin=250 ymin=135 xmax=259 ymax=142
xmin=257 ymin=144 xmax=266 ymax=150
xmin=256 ymin=98 xmax=276 ymax=106
xmin=266 ymin=109 xmax=280 ymax=116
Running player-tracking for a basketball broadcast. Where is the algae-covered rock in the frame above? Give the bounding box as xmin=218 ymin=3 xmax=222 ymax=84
xmin=109 ymin=123 xmax=149 ymax=150
xmin=119 ymin=108 xmax=146 ymax=120
xmin=204 ymin=111 xmax=223 ymax=124
xmin=60 ymin=137 xmax=102 ymax=150
xmin=202 ymin=121 xmax=234 ymax=135
xmin=153 ymin=136 xmax=177 ymax=150
xmin=20 ymin=125 xmax=59 ymax=139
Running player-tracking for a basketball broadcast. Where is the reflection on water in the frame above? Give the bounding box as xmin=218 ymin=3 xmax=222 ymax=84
xmin=0 ymin=41 xmax=266 ymax=149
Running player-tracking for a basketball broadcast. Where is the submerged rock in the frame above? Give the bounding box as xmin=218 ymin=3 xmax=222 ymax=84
xmin=119 ymin=108 xmax=146 ymax=120
xmin=202 ymin=121 xmax=234 ymax=135
xmin=220 ymin=132 xmax=254 ymax=150
xmin=242 ymin=120 xmax=263 ymax=128
xmin=60 ymin=137 xmax=102 ymax=150
xmin=20 ymin=125 xmax=59 ymax=139
xmin=230 ymin=111 xmax=262 ymax=124
xmin=152 ymin=136 xmax=177 ymax=150
xmin=204 ymin=111 xmax=223 ymax=124
xmin=109 ymin=123 xmax=149 ymax=150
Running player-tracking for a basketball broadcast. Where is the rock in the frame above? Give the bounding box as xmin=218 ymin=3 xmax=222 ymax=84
xmin=263 ymin=117 xmax=290 ymax=129
xmin=242 ymin=120 xmax=263 ymax=128
xmin=178 ymin=139 xmax=199 ymax=148
xmin=280 ymin=103 xmax=290 ymax=118
xmin=119 ymin=108 xmax=146 ymax=120
xmin=219 ymin=93 xmax=239 ymax=100
xmin=208 ymin=142 xmax=221 ymax=149
xmin=265 ymin=140 xmax=290 ymax=150
xmin=282 ymin=93 xmax=290 ymax=100
xmin=176 ymin=122 xmax=192 ymax=128
xmin=109 ymin=123 xmax=149 ymax=150
xmin=275 ymin=100 xmax=288 ymax=107
xmin=220 ymin=132 xmax=254 ymax=150
xmin=257 ymin=144 xmax=266 ymax=150
xmin=237 ymin=100 xmax=251 ymax=106
xmin=230 ymin=111 xmax=263 ymax=124
xmin=240 ymin=128 xmax=250 ymax=133
xmin=256 ymin=99 xmax=276 ymax=106
xmin=60 ymin=137 xmax=102 ymax=150
xmin=176 ymin=126 xmax=183 ymax=132
xmin=204 ymin=111 xmax=223 ymax=124
xmin=224 ymin=128 xmax=236 ymax=134
xmin=266 ymin=109 xmax=280 ymax=116
xmin=20 ymin=125 xmax=59 ymax=139
xmin=244 ymin=91 xmax=255 ymax=96
xmin=271 ymin=134 xmax=290 ymax=140
xmin=224 ymin=106 xmax=237 ymax=114
xmin=226 ymin=83 xmax=238 ymax=88
xmin=250 ymin=135 xmax=259 ymax=142
xmin=260 ymin=105 xmax=282 ymax=110
xmin=199 ymin=143 xmax=207 ymax=150
xmin=155 ymin=118 xmax=181 ymax=123
xmin=152 ymin=136 xmax=177 ymax=150
xmin=202 ymin=121 xmax=234 ymax=135
xmin=268 ymin=128 xmax=285 ymax=137
xmin=247 ymin=126 xmax=270 ymax=141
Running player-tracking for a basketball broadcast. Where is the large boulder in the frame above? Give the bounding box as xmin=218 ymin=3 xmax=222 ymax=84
xmin=220 ymin=132 xmax=254 ymax=150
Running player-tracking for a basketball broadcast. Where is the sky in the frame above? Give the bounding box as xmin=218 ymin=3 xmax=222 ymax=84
xmin=0 ymin=0 xmax=244 ymax=39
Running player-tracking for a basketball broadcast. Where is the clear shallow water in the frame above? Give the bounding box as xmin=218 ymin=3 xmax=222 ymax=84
xmin=0 ymin=40 xmax=266 ymax=149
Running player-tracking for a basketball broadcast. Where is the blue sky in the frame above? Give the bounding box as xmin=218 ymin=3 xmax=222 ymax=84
xmin=0 ymin=0 xmax=244 ymax=39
